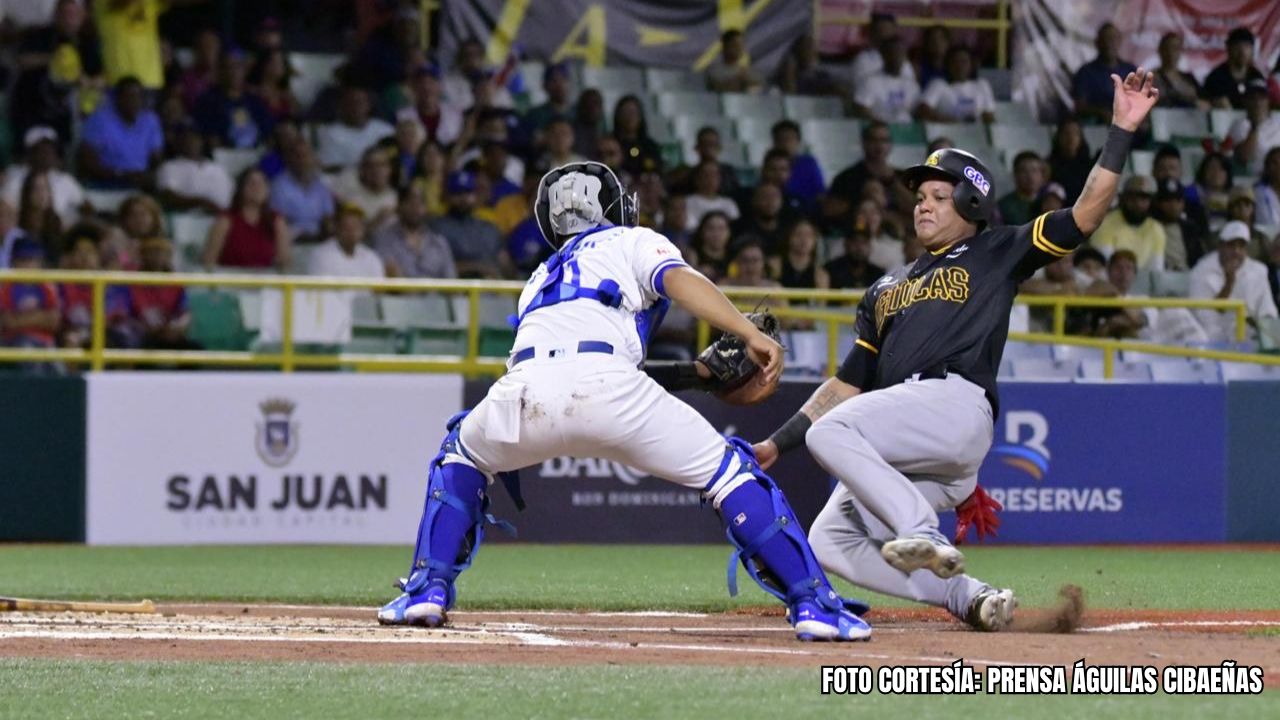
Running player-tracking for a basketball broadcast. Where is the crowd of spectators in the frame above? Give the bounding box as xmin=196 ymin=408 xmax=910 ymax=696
xmin=1 ymin=3 xmax=1279 ymax=370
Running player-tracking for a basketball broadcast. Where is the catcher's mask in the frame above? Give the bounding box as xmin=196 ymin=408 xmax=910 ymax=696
xmin=901 ymin=148 xmax=996 ymax=226
xmin=534 ymin=161 xmax=636 ymax=248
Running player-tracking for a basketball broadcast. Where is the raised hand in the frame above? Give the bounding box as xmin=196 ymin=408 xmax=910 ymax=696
xmin=1110 ymin=67 xmax=1159 ymax=132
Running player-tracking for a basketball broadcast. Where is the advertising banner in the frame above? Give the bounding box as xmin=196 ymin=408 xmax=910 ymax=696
xmin=972 ymin=383 xmax=1228 ymax=543
xmin=85 ymin=373 xmax=462 ymax=545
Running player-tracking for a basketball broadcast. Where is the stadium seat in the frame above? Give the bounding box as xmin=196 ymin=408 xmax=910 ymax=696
xmin=1149 ymin=359 xmax=1221 ymax=383
xmin=801 ymin=118 xmax=861 ymax=144
xmin=188 ymin=291 xmax=250 ymax=351
xmin=1219 ymin=362 xmax=1280 ymax=381
xmin=1209 ymin=109 xmax=1245 ymax=141
xmin=657 ymin=91 xmax=720 ymax=119
xmin=993 ymin=101 xmax=1036 ymax=125
xmin=721 ymin=93 xmax=784 ymax=123
xmin=670 ymin=115 xmax=736 ymax=151
xmin=783 ymin=95 xmax=844 ymax=119
xmin=1151 ymin=270 xmax=1191 ymax=297
xmin=212 ymin=148 xmax=260 ymax=177
xmin=1129 ymin=149 xmax=1154 ymax=176
xmin=351 ymin=294 xmax=381 ymax=326
xmin=924 ymin=122 xmax=988 ymax=149
xmin=1078 ymin=359 xmax=1153 ymax=382
xmin=644 ymin=67 xmax=704 ymax=92
xmin=886 ymin=144 xmax=928 ymax=169
xmin=1010 ymin=358 xmax=1080 ymax=381
xmin=737 ymin=116 xmax=773 ymax=148
xmin=168 ymin=213 xmax=215 ymax=271
xmin=381 ymin=294 xmax=455 ymax=329
xmin=344 ymin=331 xmax=399 ymax=355
xmin=290 ymin=52 xmax=345 ymax=109
xmin=84 ymin=189 xmax=131 ymax=215
xmin=989 ymin=124 xmax=1051 ymax=167
xmin=781 ymin=330 xmax=828 ymax=377
xmin=600 ymin=90 xmax=661 ymax=129
xmin=810 ymin=142 xmax=863 ymax=183
xmin=1051 ymin=344 xmax=1104 ymax=363
xmin=1179 ymin=146 xmax=1205 ymax=184
xmin=1003 ymin=341 xmax=1053 ymax=360
xmin=888 ymin=122 xmax=926 ymax=145
xmin=583 ymin=66 xmax=646 ymax=97
xmin=1150 ymin=108 xmax=1210 ymax=144
xmin=998 ymin=357 xmax=1015 ymax=378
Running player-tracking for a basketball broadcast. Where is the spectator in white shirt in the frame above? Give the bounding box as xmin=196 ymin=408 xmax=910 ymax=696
xmin=684 ymin=161 xmax=740 ymax=231
xmin=1255 ymin=147 xmax=1280 ymax=229
xmin=850 ymin=13 xmax=915 ymax=85
xmin=852 ymin=38 xmax=920 ymax=124
xmin=155 ymin=124 xmax=234 ymax=213
xmin=314 ymin=85 xmax=394 ymax=171
xmin=1 ymin=126 xmax=87 ymax=227
xmin=1230 ymin=79 xmax=1280 ymax=176
xmin=330 ymin=145 xmax=398 ymax=228
xmin=307 ymin=204 xmax=385 ymax=279
xmin=916 ymin=46 xmax=996 ymax=123
xmin=1189 ymin=220 xmax=1279 ymax=342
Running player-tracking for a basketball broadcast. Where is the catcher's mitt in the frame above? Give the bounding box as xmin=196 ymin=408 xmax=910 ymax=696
xmin=697 ymin=311 xmax=782 ymax=405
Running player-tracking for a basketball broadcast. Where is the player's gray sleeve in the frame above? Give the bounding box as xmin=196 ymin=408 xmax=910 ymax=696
xmin=809 ymin=484 xmax=989 ymax=620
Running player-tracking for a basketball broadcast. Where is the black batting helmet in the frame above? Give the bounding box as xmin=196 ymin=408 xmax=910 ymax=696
xmin=901 ymin=148 xmax=996 ymax=225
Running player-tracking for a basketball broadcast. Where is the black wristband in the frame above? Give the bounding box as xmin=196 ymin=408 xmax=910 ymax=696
xmin=1098 ymin=125 xmax=1133 ymax=174
xmin=769 ymin=412 xmax=813 ymax=455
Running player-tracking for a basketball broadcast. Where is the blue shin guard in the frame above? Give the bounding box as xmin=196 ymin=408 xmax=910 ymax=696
xmin=378 ymin=414 xmax=514 ymax=626
xmin=707 ymin=439 xmax=870 ymax=639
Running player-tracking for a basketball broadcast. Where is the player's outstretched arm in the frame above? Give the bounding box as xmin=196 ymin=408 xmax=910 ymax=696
xmin=662 ymin=266 xmax=783 ymax=383
xmin=1071 ymin=68 xmax=1160 ymax=235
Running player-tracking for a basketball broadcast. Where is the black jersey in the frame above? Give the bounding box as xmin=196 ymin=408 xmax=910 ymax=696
xmin=836 ymin=209 xmax=1087 ymax=416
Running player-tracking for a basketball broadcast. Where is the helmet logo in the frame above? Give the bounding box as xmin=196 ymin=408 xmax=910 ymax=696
xmin=964 ymin=166 xmax=991 ymax=197
xmin=925 ymin=151 xmax=941 ymax=166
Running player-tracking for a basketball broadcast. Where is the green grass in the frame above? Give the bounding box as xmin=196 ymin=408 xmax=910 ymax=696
xmin=0 ymin=544 xmax=1277 ymax=611
xmin=0 ymin=659 xmax=1274 ymax=720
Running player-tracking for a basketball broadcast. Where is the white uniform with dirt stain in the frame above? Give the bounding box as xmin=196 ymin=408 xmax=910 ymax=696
xmin=457 ymin=225 xmax=728 ymax=488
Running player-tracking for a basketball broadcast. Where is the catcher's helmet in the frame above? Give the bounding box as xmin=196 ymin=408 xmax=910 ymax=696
xmin=901 ymin=148 xmax=996 ymax=225
xmin=534 ymin=161 xmax=636 ymax=247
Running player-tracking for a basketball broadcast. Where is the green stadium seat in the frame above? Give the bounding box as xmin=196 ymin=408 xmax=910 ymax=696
xmin=801 ymin=118 xmax=861 ymax=148
xmin=479 ymin=328 xmax=517 ymax=358
xmin=344 ymin=328 xmax=399 ymax=355
xmin=888 ymin=122 xmax=926 ymax=145
xmin=188 ymin=290 xmax=250 ymax=351
xmin=644 ymin=67 xmax=704 ymax=92
xmin=408 ymin=328 xmax=467 ymax=355
xmin=783 ymin=95 xmax=843 ymax=119
xmin=237 ymin=290 xmax=263 ymax=332
xmin=924 ymin=122 xmax=991 ymax=154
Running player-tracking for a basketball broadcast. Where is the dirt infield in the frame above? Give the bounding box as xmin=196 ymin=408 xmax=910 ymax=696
xmin=2 ymin=603 xmax=1279 ymax=681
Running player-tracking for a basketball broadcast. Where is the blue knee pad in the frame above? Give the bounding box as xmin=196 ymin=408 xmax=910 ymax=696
xmin=400 ymin=412 xmax=514 ymax=608
xmin=708 ymin=438 xmax=869 ymax=616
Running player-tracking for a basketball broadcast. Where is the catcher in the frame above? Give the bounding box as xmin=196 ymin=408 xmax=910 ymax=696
xmin=379 ymin=161 xmax=871 ymax=641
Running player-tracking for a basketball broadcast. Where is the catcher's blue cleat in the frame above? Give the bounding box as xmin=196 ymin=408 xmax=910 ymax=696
xmin=377 ymin=577 xmax=452 ymax=627
xmin=790 ymin=599 xmax=872 ymax=642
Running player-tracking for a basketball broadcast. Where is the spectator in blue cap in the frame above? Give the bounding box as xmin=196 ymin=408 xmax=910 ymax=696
xmin=429 ymin=171 xmax=509 ymax=278
xmin=525 ymin=63 xmax=575 ymax=139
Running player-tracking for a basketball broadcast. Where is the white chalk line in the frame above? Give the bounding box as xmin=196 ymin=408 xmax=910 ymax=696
xmin=159 ymin=604 xmax=708 ymax=619
xmin=1084 ymin=620 xmax=1280 ymax=633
